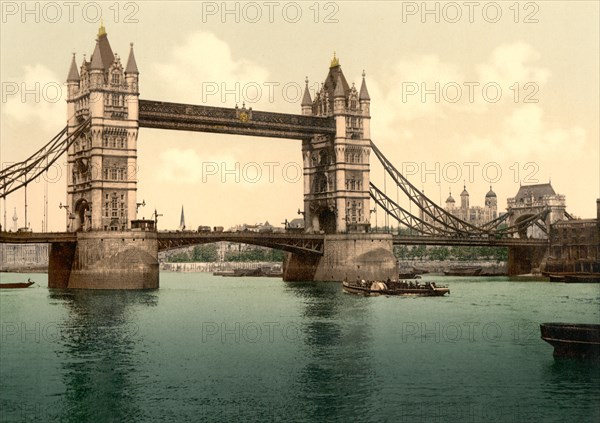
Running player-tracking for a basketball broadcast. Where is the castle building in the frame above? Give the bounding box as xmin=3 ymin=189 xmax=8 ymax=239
xmin=443 ymin=185 xmax=498 ymax=225
xmin=65 ymin=24 xmax=139 ymax=231
xmin=301 ymin=54 xmax=371 ymax=233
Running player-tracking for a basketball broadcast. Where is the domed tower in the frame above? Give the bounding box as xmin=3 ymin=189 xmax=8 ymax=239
xmin=485 ymin=185 xmax=497 ymax=220
xmin=445 ymin=189 xmax=455 ymax=210
xmin=460 ymin=184 xmax=469 ymax=210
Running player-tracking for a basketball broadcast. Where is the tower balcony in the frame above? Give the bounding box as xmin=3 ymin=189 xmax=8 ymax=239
xmin=104 ymin=105 xmax=128 ymax=119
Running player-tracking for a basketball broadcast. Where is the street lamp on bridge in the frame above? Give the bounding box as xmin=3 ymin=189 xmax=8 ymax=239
xmin=152 ymin=209 xmax=163 ymax=228
xmin=370 ymin=206 xmax=377 ymax=233
xmin=59 ymin=202 xmax=73 ymax=231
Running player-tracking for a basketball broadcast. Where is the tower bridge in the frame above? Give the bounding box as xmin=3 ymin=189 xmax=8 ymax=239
xmin=1 ymin=25 xmax=590 ymax=288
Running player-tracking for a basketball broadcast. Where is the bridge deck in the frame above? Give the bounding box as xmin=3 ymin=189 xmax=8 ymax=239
xmin=0 ymin=231 xmax=547 ymax=249
xmin=0 ymin=232 xmax=77 ymax=244
xmin=392 ymin=235 xmax=548 ymax=247
xmin=157 ymin=231 xmax=326 ymax=255
xmin=139 ymin=100 xmax=336 ymax=140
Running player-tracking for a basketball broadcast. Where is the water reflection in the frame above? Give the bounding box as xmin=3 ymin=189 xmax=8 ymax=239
xmin=48 ymin=289 xmax=158 ymax=423
xmin=284 ymin=282 xmax=382 ymax=420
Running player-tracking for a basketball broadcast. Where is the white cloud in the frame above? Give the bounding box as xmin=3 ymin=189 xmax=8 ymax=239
xmin=158 ymin=148 xmax=239 ymax=183
xmin=373 ymin=54 xmax=465 ymax=124
xmin=150 ymin=31 xmax=270 ymax=107
xmin=476 ymin=42 xmax=551 ymax=89
xmin=463 ymin=105 xmax=586 ymax=160
xmin=1 ymin=64 xmax=65 ymax=131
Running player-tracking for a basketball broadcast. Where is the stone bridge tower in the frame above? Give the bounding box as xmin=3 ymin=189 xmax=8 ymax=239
xmin=507 ymin=183 xmax=566 ymax=238
xmin=300 ymin=55 xmax=371 ymax=234
xmin=66 ymin=24 xmax=139 ymax=232
xmin=506 ymin=182 xmax=567 ymax=275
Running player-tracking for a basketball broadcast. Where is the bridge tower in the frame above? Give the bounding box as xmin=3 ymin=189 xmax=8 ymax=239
xmin=48 ymin=25 xmax=158 ymax=289
xmin=506 ymin=182 xmax=566 ymax=274
xmin=507 ymin=183 xmax=566 ymax=238
xmin=301 ymin=54 xmax=371 ymax=234
xmin=66 ymin=23 xmax=139 ymax=232
xmin=284 ymin=55 xmax=397 ymax=281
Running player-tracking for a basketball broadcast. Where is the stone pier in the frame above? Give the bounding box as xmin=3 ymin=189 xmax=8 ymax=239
xmin=283 ymin=233 xmax=398 ymax=282
xmin=507 ymin=245 xmax=548 ymax=275
xmin=49 ymin=231 xmax=159 ymax=289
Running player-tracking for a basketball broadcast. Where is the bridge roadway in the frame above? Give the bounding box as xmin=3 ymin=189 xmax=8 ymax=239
xmin=138 ymin=100 xmax=336 ymax=140
xmin=0 ymin=231 xmax=547 ymax=250
xmin=156 ymin=231 xmax=325 ymax=255
xmin=391 ymin=235 xmax=547 ymax=247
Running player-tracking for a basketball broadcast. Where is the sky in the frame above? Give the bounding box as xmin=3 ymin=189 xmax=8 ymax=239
xmin=1 ymin=1 xmax=599 ymax=231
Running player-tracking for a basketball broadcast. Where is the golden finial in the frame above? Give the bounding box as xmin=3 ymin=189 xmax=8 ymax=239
xmin=98 ymin=19 xmax=106 ymax=37
xmin=330 ymin=52 xmax=339 ymax=68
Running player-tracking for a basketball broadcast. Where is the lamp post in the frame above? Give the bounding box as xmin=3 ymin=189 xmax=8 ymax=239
xmin=370 ymin=206 xmax=377 ymax=233
xmin=136 ymin=199 xmax=146 ymax=213
xmin=59 ymin=202 xmax=70 ymax=231
xmin=152 ymin=209 xmax=163 ymax=228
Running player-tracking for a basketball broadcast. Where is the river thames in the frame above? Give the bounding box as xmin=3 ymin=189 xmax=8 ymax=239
xmin=1 ymin=273 xmax=599 ymax=422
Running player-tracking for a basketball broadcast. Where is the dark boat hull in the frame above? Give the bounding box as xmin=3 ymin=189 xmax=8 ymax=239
xmin=443 ymin=266 xmax=482 ymax=276
xmin=342 ymin=282 xmax=449 ymax=297
xmin=0 ymin=281 xmax=35 ymax=289
xmin=547 ymin=273 xmax=600 ymax=283
xmin=540 ymin=323 xmax=600 ymax=358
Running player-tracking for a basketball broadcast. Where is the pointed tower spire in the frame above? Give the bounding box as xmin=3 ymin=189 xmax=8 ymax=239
xmin=67 ymin=53 xmax=80 ymax=82
xmin=179 ymin=206 xmax=186 ymax=231
xmin=301 ymin=77 xmax=312 ymax=106
xmin=333 ymin=72 xmax=345 ymax=98
xmin=359 ymin=70 xmax=370 ymax=101
xmin=90 ymin=39 xmax=104 ymax=70
xmin=125 ymin=43 xmax=139 ymax=74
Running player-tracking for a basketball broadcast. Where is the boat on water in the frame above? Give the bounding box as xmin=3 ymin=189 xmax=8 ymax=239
xmin=545 ymin=272 xmax=600 ymax=283
xmin=443 ymin=266 xmax=482 ymax=276
xmin=398 ymin=272 xmax=420 ymax=280
xmin=342 ymin=280 xmax=449 ymax=297
xmin=0 ymin=279 xmax=35 ymax=289
xmin=412 ymin=267 xmax=429 ymax=275
xmin=219 ymin=267 xmax=283 ymax=278
xmin=540 ymin=323 xmax=600 ymax=358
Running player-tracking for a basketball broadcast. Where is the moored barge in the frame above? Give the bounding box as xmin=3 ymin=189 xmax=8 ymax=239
xmin=540 ymin=323 xmax=600 ymax=358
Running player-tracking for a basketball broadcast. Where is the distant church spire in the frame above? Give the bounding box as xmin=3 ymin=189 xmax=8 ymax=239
xmin=179 ymin=206 xmax=186 ymax=231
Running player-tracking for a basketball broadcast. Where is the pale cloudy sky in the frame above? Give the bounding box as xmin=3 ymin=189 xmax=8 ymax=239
xmin=1 ymin=1 xmax=598 ymax=231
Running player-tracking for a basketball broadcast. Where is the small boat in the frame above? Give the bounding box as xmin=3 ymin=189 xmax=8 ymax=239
xmin=398 ymin=272 xmax=420 ymax=279
xmin=342 ymin=280 xmax=449 ymax=297
xmin=546 ymin=273 xmax=600 ymax=283
xmin=220 ymin=267 xmax=283 ymax=278
xmin=0 ymin=279 xmax=35 ymax=289
xmin=412 ymin=267 xmax=429 ymax=275
xmin=213 ymin=270 xmax=235 ymax=276
xmin=443 ymin=266 xmax=482 ymax=276
xmin=540 ymin=323 xmax=600 ymax=358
